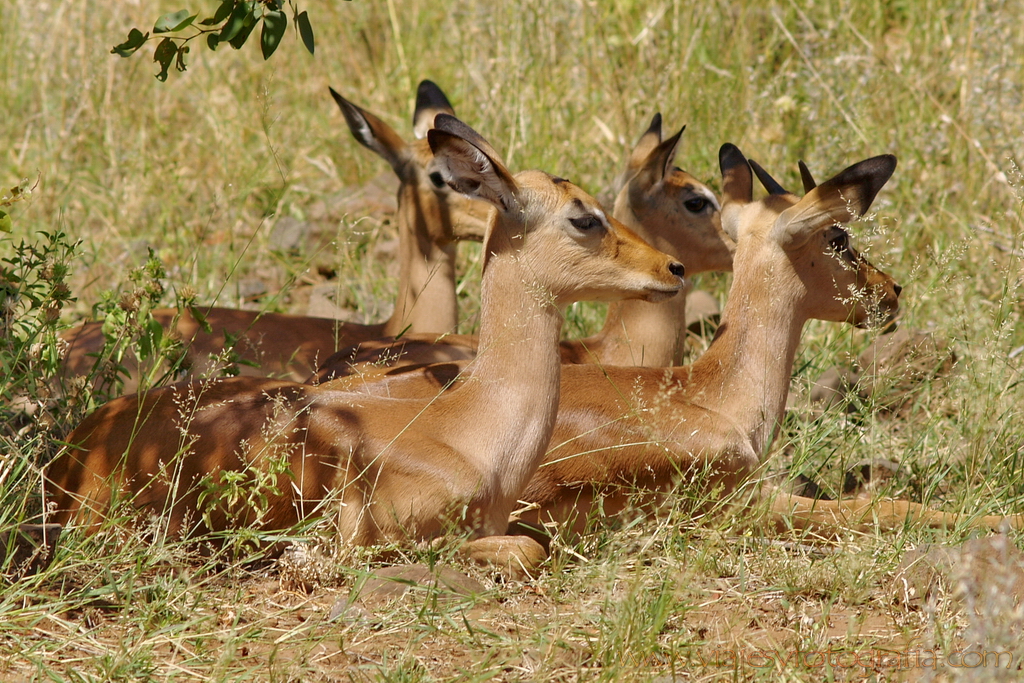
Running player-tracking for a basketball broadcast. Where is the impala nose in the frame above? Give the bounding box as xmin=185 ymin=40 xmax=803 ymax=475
xmin=669 ymin=262 xmax=685 ymax=279
xmin=893 ymin=283 xmax=903 ymax=297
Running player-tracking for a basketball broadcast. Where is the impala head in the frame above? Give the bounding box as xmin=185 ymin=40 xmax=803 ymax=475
xmin=719 ymin=143 xmax=901 ymax=327
xmin=427 ymin=114 xmax=686 ymax=306
xmin=614 ymin=114 xmax=734 ymax=275
xmin=329 ymin=82 xmax=491 ymax=242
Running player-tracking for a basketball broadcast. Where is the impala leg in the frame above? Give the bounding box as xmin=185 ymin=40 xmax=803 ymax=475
xmin=459 ymin=535 xmax=547 ymax=580
xmin=768 ymin=490 xmax=1023 ymax=535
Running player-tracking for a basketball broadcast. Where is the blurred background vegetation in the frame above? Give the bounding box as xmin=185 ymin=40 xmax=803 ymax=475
xmin=2 ymin=2 xmax=1024 ymax=677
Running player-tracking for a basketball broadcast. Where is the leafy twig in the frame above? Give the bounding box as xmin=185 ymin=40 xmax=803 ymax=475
xmin=111 ymin=1 xmax=317 ymax=82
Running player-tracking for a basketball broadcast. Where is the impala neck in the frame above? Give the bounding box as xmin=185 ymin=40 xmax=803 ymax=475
xmin=384 ymin=183 xmax=458 ymax=336
xmin=688 ymin=250 xmax=806 ymax=458
xmin=460 ymin=232 xmax=564 ymax=509
xmin=590 ymin=193 xmax=688 ymax=366
xmin=596 ymin=290 xmax=689 ymax=366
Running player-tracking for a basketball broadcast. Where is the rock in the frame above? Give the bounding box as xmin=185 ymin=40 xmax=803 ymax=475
xmin=891 ymin=535 xmax=1024 ymax=608
xmin=810 ymin=328 xmax=955 ymax=414
xmin=808 ymin=366 xmax=860 ymax=409
xmin=855 ymin=327 xmax=955 ymax=412
xmin=268 ymin=217 xmax=314 ymax=253
xmin=236 ymin=277 xmax=268 ymax=302
xmin=348 ymin=564 xmax=487 ymax=606
xmin=306 ymin=284 xmax=357 ymax=320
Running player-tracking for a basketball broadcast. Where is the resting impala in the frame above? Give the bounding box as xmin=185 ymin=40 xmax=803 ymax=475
xmin=43 ymin=115 xmax=686 ymax=575
xmin=523 ymin=144 xmax=1023 ymax=536
xmin=329 ymin=144 xmax=1023 ymax=538
xmin=57 ymin=81 xmax=490 ymax=393
xmin=310 ymin=114 xmax=732 ymax=382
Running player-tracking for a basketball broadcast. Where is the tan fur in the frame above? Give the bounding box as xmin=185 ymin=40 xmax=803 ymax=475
xmin=321 ymin=146 xmax=1022 ymax=539
xmin=521 ymin=146 xmax=1021 ymax=536
xmin=44 ymin=116 xmax=685 ymax=575
xmin=57 ymin=82 xmax=491 ymax=391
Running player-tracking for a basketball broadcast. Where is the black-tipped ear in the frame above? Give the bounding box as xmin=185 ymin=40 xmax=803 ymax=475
xmin=412 ymin=79 xmax=456 ymax=139
xmin=643 ymin=113 xmax=663 ymax=140
xmin=822 ymin=155 xmax=897 ymax=215
xmin=623 ymin=113 xmax=665 ymax=175
xmin=430 ymin=114 xmax=506 ymax=164
xmin=774 ymin=154 xmax=898 ymax=246
xmin=638 ymin=112 xmax=663 ymax=145
xmin=798 ymin=160 xmax=817 ymax=193
xmin=749 ymin=159 xmax=790 ymax=196
xmin=634 ymin=125 xmax=685 ymax=189
xmin=427 ymin=114 xmax=520 ymax=213
xmin=658 ymin=126 xmax=685 ymax=179
xmin=329 ymin=86 xmax=408 ymax=172
xmin=719 ymin=143 xmax=753 ymax=205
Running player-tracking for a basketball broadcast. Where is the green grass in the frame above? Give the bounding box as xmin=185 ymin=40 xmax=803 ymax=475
xmin=3 ymin=0 xmax=1024 ymax=680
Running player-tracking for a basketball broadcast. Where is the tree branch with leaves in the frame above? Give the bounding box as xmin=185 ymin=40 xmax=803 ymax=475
xmin=112 ymin=0 xmax=318 ymax=81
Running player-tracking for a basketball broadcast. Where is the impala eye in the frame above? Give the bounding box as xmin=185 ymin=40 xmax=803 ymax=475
xmin=429 ymin=171 xmax=447 ymax=189
xmin=829 ymin=230 xmax=850 ymax=253
xmin=683 ymin=197 xmax=708 ymax=212
xmin=569 ymin=215 xmax=603 ymax=232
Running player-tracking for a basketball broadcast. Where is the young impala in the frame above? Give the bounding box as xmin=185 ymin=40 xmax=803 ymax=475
xmin=327 ymin=145 xmax=1022 ymax=539
xmin=310 ymin=114 xmax=732 ymax=381
xmin=520 ymin=144 xmax=1022 ymax=537
xmin=57 ymin=81 xmax=490 ymax=392
xmin=44 ymin=115 xmax=685 ymax=576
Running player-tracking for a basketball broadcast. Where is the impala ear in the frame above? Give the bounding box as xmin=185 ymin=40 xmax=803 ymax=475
xmin=428 ymin=114 xmax=520 ymax=213
xmin=330 ymin=86 xmax=409 ymax=174
xmin=625 ymin=113 xmax=664 ymax=174
xmin=719 ymin=143 xmax=753 ymax=241
xmin=608 ymin=114 xmax=664 ymax=200
xmin=773 ymin=154 xmax=897 ymax=247
xmin=719 ymin=144 xmax=753 ymax=205
xmin=634 ymin=125 xmax=685 ymax=191
xmin=412 ymin=79 xmax=456 ymax=139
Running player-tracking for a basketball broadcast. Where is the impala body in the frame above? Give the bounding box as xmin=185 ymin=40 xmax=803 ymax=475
xmin=313 ymin=145 xmax=1022 ymax=537
xmin=45 ymin=115 xmax=686 ymax=574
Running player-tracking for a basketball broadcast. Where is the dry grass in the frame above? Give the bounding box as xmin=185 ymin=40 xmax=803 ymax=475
xmin=3 ymin=0 xmax=1024 ymax=680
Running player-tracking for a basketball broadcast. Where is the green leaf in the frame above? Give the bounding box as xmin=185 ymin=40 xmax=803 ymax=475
xmin=111 ymin=28 xmax=149 ymax=57
xmin=0 ymin=210 xmax=11 ymax=233
xmin=207 ymin=33 xmax=220 ymax=50
xmin=153 ymin=38 xmax=177 ymax=82
xmin=188 ymin=305 xmax=212 ymax=334
xmin=219 ymin=1 xmax=252 ymax=42
xmin=260 ymin=10 xmax=286 ymax=60
xmin=201 ymin=0 xmax=235 ymax=26
xmin=228 ymin=13 xmax=258 ymax=50
xmin=176 ymin=45 xmax=190 ymax=73
xmin=297 ymin=11 xmax=314 ymax=55
xmin=154 ymin=10 xmax=196 ymax=34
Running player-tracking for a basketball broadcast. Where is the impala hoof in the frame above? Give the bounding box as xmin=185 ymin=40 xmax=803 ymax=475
xmin=460 ymin=535 xmax=547 ymax=580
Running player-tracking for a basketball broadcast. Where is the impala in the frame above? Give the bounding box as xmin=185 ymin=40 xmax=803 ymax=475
xmin=44 ymin=115 xmax=686 ymax=576
xmin=310 ymin=114 xmax=732 ymax=381
xmin=57 ymin=81 xmax=490 ymax=393
xmin=327 ymin=145 xmax=1022 ymax=538
xmin=521 ymin=144 xmax=1021 ymax=536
